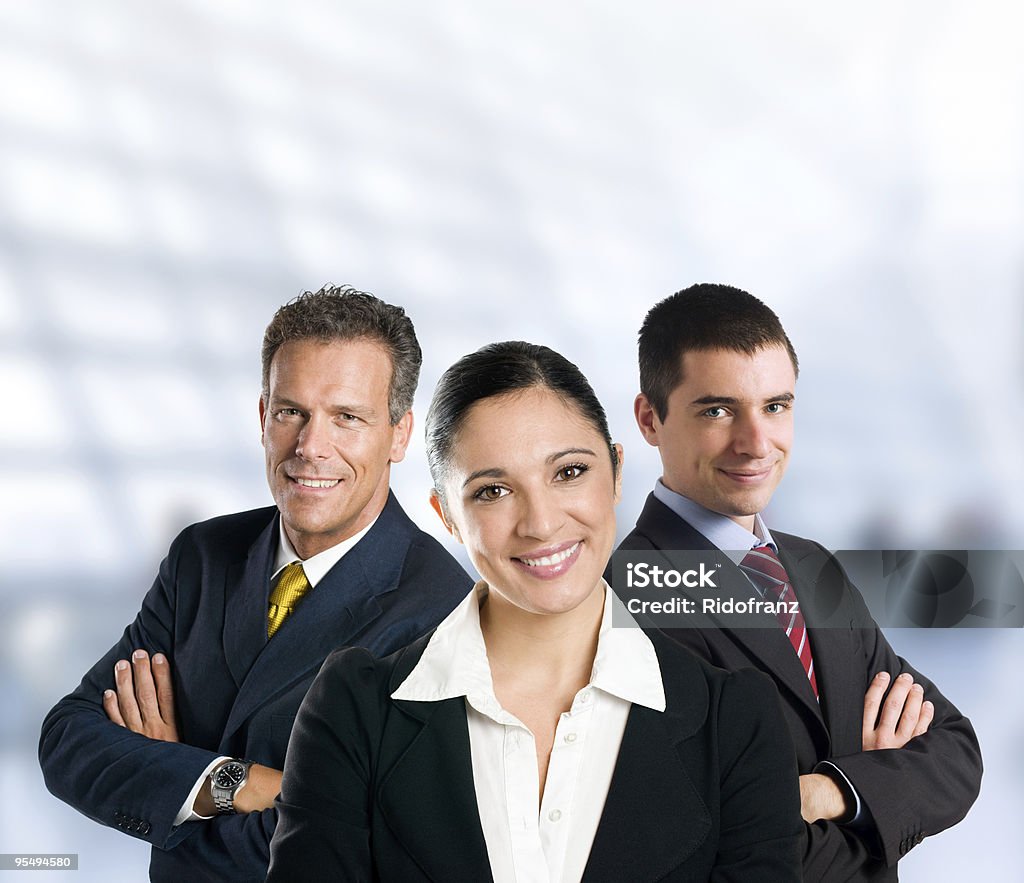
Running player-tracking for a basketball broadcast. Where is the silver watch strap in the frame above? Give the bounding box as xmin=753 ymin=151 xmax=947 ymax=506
xmin=210 ymin=759 xmax=253 ymax=815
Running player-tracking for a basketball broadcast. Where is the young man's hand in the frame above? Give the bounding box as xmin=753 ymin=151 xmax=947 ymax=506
xmin=862 ymin=671 xmax=933 ymax=750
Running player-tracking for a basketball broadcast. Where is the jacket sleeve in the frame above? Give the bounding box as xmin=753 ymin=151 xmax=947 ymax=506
xmin=712 ymin=667 xmax=803 ymax=882
xmin=823 ymin=569 xmax=983 ymax=869
xmin=663 ymin=629 xmax=883 ymax=879
xmin=146 ymin=809 xmax=278 ymax=882
xmin=267 ymin=646 xmax=380 ymax=883
xmin=38 ymin=527 xmax=225 ymax=852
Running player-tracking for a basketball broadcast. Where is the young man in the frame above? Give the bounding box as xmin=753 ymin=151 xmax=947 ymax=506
xmin=39 ymin=286 xmax=472 ymax=882
xmin=616 ymin=284 xmax=982 ymax=882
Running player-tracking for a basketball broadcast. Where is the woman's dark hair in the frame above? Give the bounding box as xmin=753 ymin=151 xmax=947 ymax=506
xmin=425 ymin=341 xmax=618 ymax=505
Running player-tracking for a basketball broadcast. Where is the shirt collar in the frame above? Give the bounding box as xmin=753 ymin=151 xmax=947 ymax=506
xmin=391 ymin=581 xmax=665 ymax=713
xmin=653 ymin=479 xmax=776 ymax=562
xmin=271 ymin=513 xmax=378 ymax=588
xmin=592 ymin=589 xmax=665 ymax=711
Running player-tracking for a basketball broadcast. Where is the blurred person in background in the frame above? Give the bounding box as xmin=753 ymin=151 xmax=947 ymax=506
xmin=615 ymin=284 xmax=982 ymax=881
xmin=267 ymin=341 xmax=802 ymax=882
xmin=38 ymin=286 xmax=472 ymax=882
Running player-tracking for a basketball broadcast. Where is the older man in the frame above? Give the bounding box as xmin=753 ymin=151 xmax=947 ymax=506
xmin=40 ymin=286 xmax=471 ymax=882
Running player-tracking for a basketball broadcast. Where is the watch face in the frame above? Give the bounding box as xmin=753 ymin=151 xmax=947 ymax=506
xmin=214 ymin=764 xmax=246 ymax=788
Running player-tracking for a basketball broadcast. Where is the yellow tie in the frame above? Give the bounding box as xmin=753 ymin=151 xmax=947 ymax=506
xmin=267 ymin=562 xmax=312 ymax=638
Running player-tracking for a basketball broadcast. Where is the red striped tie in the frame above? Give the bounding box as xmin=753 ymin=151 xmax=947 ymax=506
xmin=739 ymin=545 xmax=819 ymax=699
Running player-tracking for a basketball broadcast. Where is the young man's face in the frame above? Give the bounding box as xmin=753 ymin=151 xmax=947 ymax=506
xmin=635 ymin=345 xmax=796 ymax=532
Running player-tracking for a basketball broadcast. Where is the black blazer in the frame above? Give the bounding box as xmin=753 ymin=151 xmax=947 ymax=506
xmin=267 ymin=624 xmax=803 ymax=882
xmin=39 ymin=492 xmax=472 ymax=883
xmin=614 ymin=493 xmax=983 ymax=882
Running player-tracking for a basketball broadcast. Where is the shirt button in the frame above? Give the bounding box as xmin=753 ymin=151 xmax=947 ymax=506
xmin=548 ymin=809 xmax=562 ymax=822
xmin=579 ymin=691 xmax=591 ymax=704
xmin=564 ymin=733 xmax=577 ymax=743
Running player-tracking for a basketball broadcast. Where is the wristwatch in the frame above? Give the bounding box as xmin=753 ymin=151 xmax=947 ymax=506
xmin=210 ymin=758 xmax=254 ymax=814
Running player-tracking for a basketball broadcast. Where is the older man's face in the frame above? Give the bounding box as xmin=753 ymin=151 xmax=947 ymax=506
xmin=259 ymin=338 xmax=412 ymax=559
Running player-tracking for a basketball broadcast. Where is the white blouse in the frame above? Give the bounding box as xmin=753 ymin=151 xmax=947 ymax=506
xmin=391 ymin=582 xmax=665 ymax=883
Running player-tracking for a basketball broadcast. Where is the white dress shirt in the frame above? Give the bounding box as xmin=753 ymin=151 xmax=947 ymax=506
xmin=391 ymin=581 xmax=665 ymax=883
xmin=171 ymin=513 xmax=377 ymax=826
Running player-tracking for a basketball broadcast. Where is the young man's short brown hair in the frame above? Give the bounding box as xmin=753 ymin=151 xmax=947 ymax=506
xmin=638 ymin=283 xmax=799 ymax=420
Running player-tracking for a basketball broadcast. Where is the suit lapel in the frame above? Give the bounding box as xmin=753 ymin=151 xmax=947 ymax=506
xmin=221 ymin=493 xmax=415 ymax=745
xmin=775 ymin=539 xmax=862 ymax=753
xmin=714 ymin=554 xmax=824 ymax=725
xmin=584 ymin=692 xmax=712 ymax=882
xmin=379 ymin=697 xmax=493 ymax=882
xmin=378 ymin=628 xmax=713 ymax=883
xmin=632 ymin=494 xmax=826 ymax=731
xmin=222 ymin=512 xmax=277 ymax=689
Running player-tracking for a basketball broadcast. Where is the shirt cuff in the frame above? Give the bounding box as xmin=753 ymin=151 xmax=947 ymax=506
xmin=172 ymin=756 xmax=231 ymax=826
xmin=814 ymin=758 xmax=883 ymax=843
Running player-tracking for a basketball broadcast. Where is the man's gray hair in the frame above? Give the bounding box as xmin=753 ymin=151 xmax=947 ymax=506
xmin=261 ymin=285 xmax=422 ymax=424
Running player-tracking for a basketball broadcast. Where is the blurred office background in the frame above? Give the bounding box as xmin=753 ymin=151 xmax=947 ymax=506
xmin=2 ymin=1 xmax=1022 ymax=878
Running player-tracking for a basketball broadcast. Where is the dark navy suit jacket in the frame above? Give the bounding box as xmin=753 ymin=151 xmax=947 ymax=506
xmin=39 ymin=491 xmax=471 ymax=882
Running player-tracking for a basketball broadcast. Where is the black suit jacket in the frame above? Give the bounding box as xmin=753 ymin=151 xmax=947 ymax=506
xmin=39 ymin=492 xmax=472 ymax=883
xmin=614 ymin=493 xmax=983 ymax=882
xmin=267 ymin=623 xmax=803 ymax=882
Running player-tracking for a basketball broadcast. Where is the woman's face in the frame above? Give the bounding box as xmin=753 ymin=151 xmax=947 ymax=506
xmin=435 ymin=386 xmax=622 ymax=617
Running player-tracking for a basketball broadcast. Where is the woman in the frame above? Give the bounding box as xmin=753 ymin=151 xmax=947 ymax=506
xmin=268 ymin=342 xmax=801 ymax=882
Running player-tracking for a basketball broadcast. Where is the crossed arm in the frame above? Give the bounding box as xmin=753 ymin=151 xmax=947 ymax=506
xmin=799 ymin=669 xmax=934 ymax=823
xmin=38 ymin=529 xmax=295 ymax=882
xmin=102 ymin=649 xmax=282 ymax=817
